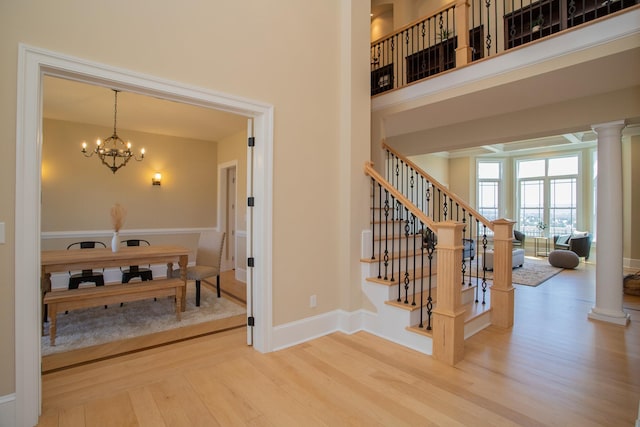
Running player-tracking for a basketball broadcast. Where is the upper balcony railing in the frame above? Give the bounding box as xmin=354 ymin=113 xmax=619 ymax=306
xmin=371 ymin=0 xmax=639 ymax=95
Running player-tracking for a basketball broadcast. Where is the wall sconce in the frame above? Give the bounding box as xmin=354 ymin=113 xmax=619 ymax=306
xmin=152 ymin=172 xmax=162 ymax=186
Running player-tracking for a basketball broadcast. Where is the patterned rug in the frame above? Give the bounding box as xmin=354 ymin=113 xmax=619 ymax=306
xmin=468 ymin=256 xmax=563 ymax=287
xmin=42 ymin=282 xmax=246 ymax=355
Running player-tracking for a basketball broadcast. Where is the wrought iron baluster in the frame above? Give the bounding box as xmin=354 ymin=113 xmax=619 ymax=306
xmin=419 ymin=222 xmax=425 ymax=328
xmin=371 ymin=178 xmax=376 ymax=260
xmin=383 ymin=190 xmax=390 ymax=280
xmin=377 ymin=183 xmax=382 ymax=278
xmin=481 ymin=226 xmax=488 ymax=304
xmin=425 ymin=228 xmax=436 ymax=330
xmin=403 ymin=208 xmax=410 ymax=304
xmin=461 ymin=211 xmax=467 ymax=287
xmin=391 ymin=196 xmax=402 ymax=301
xmin=411 ymin=214 xmax=417 ymax=306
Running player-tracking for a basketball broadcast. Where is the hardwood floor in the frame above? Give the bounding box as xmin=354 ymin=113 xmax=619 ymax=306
xmin=38 ymin=263 xmax=640 ymax=426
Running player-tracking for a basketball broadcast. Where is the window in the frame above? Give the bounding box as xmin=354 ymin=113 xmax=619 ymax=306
xmin=477 ymin=160 xmax=502 ymax=221
xmin=517 ymin=155 xmax=579 ymax=236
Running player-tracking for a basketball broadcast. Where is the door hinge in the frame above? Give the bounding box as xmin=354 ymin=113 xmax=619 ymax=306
xmin=248 ymin=257 xmax=255 ymax=267
xmin=248 ymin=196 xmax=255 ymax=207
xmin=248 ymin=136 xmax=255 ymax=147
xmin=247 ymin=316 xmax=255 ymax=327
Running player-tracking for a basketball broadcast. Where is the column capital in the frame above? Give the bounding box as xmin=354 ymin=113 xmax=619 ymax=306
xmin=592 ymin=120 xmax=626 ymax=134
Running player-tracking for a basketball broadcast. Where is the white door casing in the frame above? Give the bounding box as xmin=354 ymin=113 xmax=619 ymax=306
xmin=15 ymin=44 xmax=274 ymax=426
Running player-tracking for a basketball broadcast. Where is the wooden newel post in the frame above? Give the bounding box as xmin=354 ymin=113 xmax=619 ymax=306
xmin=433 ymin=221 xmax=466 ymax=365
xmin=455 ymin=0 xmax=471 ymax=66
xmin=491 ymin=219 xmax=516 ymax=328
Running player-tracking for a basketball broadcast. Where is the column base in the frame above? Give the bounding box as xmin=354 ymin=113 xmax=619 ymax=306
xmin=588 ymin=307 xmax=631 ymax=326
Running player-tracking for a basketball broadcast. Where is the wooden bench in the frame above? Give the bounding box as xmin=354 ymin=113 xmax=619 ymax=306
xmin=43 ymin=278 xmax=185 ymax=346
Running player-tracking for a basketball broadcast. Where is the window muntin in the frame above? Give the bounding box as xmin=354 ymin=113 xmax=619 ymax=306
xmin=477 ymin=160 xmax=502 ymax=221
xmin=517 ymin=155 xmax=579 ymax=236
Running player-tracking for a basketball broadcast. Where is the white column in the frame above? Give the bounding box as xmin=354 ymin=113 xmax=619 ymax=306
xmin=588 ymin=120 xmax=630 ymax=326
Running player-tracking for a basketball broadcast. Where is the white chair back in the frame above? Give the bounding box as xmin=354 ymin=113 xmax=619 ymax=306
xmin=196 ymin=231 xmax=226 ymax=268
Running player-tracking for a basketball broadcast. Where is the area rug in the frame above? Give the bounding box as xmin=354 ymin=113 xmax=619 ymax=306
xmin=468 ymin=256 xmax=563 ymax=287
xmin=42 ymin=282 xmax=246 ymax=356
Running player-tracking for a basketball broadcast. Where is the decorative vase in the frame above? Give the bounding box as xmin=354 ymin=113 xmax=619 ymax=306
xmin=111 ymin=231 xmax=119 ymax=252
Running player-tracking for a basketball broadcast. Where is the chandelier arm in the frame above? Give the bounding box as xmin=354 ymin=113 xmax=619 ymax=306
xmin=80 ymin=89 xmax=144 ymax=174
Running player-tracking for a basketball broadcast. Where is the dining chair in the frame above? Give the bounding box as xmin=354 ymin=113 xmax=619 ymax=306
xmin=172 ymin=230 xmax=226 ymax=307
xmin=120 ymin=239 xmax=154 ymax=283
xmin=67 ymin=241 xmax=107 ymax=289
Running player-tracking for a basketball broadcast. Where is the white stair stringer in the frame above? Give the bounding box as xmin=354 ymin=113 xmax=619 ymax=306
xmin=360 ymin=267 xmax=434 ymax=355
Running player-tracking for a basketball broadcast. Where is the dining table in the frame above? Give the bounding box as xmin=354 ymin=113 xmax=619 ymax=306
xmin=41 ymin=244 xmax=190 ymax=329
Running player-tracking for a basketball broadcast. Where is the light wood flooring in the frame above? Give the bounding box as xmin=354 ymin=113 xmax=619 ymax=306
xmin=38 ymin=262 xmax=640 ymax=426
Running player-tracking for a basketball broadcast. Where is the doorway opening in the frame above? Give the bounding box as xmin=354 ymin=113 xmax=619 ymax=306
xmin=15 ymin=44 xmax=273 ymax=426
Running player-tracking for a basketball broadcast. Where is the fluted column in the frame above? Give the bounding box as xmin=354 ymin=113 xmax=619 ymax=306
xmin=588 ymin=120 xmax=630 ymax=326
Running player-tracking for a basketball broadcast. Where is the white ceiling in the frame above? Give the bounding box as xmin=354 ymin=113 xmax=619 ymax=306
xmin=42 ymin=76 xmax=248 ymax=143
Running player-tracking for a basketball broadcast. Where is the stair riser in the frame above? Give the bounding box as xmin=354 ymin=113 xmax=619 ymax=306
xmin=363 ymin=260 xmax=438 ymax=280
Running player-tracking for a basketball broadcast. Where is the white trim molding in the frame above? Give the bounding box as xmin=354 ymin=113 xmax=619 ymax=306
xmin=0 ymin=394 xmax=15 ymax=427
xmin=41 ymin=227 xmax=216 ymax=239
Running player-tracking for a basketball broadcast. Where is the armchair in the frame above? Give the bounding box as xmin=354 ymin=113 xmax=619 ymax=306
xmin=513 ymin=230 xmax=525 ymax=248
xmin=553 ymin=232 xmax=592 ymax=260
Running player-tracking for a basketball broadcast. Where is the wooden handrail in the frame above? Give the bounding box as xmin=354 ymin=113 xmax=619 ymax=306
xmin=370 ymin=1 xmax=457 ymax=46
xmin=382 ymin=142 xmax=494 ymax=231
xmin=364 ymin=162 xmax=438 ymax=232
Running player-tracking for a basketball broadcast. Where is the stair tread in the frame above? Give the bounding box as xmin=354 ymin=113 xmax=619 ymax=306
xmin=366 ymin=266 xmax=438 ymax=285
xmin=405 ymin=296 xmax=492 ymax=337
xmin=384 ymin=285 xmax=476 ymax=311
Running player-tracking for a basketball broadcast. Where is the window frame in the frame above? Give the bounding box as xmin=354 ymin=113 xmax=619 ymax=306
xmin=476 ymin=159 xmax=504 ymax=221
xmin=515 ymin=152 xmax=582 ymax=237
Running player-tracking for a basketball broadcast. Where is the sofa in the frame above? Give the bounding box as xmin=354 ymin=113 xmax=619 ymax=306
xmin=553 ymin=232 xmax=592 ymax=260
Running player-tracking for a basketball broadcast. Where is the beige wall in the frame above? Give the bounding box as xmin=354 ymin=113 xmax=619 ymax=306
xmin=623 ymin=135 xmax=640 ymax=262
xmin=42 ymin=119 xmax=218 ymax=236
xmin=0 ymin=0 xmax=371 ymax=399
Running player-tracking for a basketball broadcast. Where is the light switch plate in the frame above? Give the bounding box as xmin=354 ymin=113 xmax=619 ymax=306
xmin=0 ymin=222 xmax=4 ymax=244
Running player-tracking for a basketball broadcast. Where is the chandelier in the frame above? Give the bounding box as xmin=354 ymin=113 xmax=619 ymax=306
xmin=81 ymin=89 xmax=145 ymax=174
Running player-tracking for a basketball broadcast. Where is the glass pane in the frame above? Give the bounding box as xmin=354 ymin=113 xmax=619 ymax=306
xmin=478 ymin=181 xmax=499 ymax=221
xmin=519 ymin=180 xmax=544 ymax=235
xmin=478 ymin=162 xmax=500 ymax=179
xmin=550 ymin=178 xmax=576 ymax=235
xmin=518 ymin=159 xmax=545 ymax=178
xmin=548 ymin=156 xmax=578 ymax=176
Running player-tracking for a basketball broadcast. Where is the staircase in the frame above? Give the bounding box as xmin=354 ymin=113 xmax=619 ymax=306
xmin=360 ymin=147 xmax=516 ymax=364
xmin=359 ymin=217 xmax=492 ymax=356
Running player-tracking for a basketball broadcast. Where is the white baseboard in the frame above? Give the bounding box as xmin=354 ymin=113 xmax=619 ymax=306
xmin=271 ymin=309 xmax=365 ymax=352
xmin=624 ymin=258 xmax=640 ymax=270
xmin=0 ymin=394 xmax=15 ymax=427
xmin=235 ymin=268 xmax=247 ymax=283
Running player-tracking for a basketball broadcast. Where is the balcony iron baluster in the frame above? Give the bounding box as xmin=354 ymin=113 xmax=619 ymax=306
xmin=396 ymin=199 xmax=402 ymax=301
